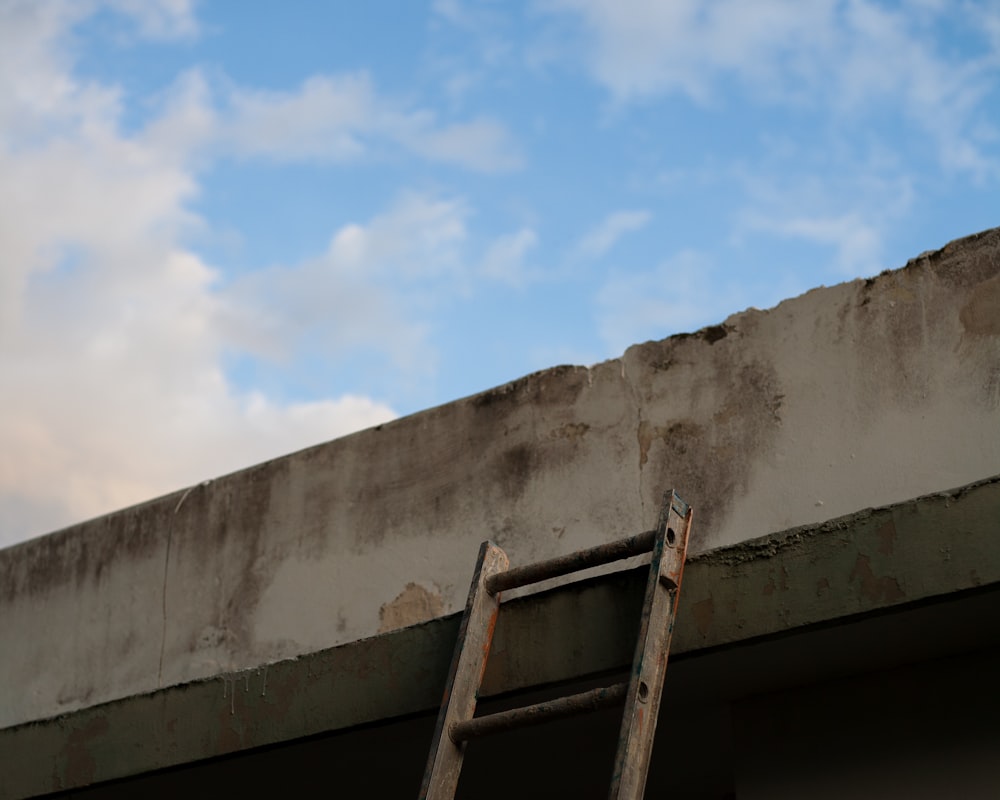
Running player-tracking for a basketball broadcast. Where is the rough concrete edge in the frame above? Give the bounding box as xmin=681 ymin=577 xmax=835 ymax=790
xmin=618 ymin=225 xmax=1000 ymax=361
xmin=2 ymin=473 xmax=999 ymax=797
xmin=673 ymin=472 xmax=1000 ymax=654
xmin=690 ymin=472 xmax=1000 ymax=568
xmin=7 ymin=225 xmax=996 ymax=556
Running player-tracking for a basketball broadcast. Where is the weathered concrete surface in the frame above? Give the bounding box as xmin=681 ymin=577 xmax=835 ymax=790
xmin=1 ymin=228 xmax=999 ymax=730
xmin=2 ymin=475 xmax=998 ymax=797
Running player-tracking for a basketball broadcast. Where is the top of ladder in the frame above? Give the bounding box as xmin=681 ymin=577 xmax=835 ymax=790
xmin=485 ymin=493 xmax=690 ymax=596
xmin=419 ymin=490 xmax=693 ymax=800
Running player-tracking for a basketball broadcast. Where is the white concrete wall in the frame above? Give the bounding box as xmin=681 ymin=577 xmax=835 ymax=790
xmin=2 ymin=227 xmax=999 ymax=729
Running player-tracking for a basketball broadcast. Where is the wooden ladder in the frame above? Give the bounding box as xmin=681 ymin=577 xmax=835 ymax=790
xmin=419 ymin=490 xmax=693 ymax=800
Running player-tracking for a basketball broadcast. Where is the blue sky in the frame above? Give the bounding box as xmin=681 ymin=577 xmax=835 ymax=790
xmin=1 ymin=0 xmax=998 ymax=546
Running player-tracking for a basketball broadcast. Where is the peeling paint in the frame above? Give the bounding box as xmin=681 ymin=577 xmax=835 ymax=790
xmin=379 ymin=583 xmax=445 ymax=633
xmin=849 ymin=554 xmax=906 ymax=604
xmin=877 ymin=519 xmax=897 ymax=556
xmin=63 ymin=715 xmax=109 ymax=786
xmin=549 ymin=422 xmax=590 ymax=441
xmin=762 ymin=566 xmax=790 ymax=595
xmin=691 ymin=596 xmax=715 ymax=637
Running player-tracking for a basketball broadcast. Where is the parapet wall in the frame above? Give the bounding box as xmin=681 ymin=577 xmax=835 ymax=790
xmin=2 ymin=227 xmax=999 ymax=728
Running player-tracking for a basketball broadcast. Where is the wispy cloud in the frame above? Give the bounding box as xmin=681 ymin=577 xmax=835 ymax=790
xmin=140 ymin=68 xmax=524 ymax=176
xmin=540 ymin=0 xmax=1000 ymax=179
xmin=730 ymin=151 xmax=916 ymax=277
xmin=225 ymin=74 xmax=375 ymax=161
xmin=220 ymin=191 xmax=470 ymax=371
xmin=104 ymin=0 xmax=199 ymax=39
xmin=431 ymin=0 xmax=515 ymax=67
xmin=408 ymin=117 xmax=523 ymax=172
xmin=595 ymin=249 xmax=749 ymax=355
xmin=740 ymin=211 xmax=883 ymax=277
xmin=574 ymin=209 xmax=651 ymax=259
xmin=539 ymin=0 xmax=832 ymax=102
xmin=480 ymin=227 xmax=538 ymax=285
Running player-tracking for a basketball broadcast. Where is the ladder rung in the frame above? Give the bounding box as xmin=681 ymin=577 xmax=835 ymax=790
xmin=420 ymin=489 xmax=692 ymax=800
xmin=449 ymin=682 xmax=628 ymax=743
xmin=485 ymin=530 xmax=656 ymax=595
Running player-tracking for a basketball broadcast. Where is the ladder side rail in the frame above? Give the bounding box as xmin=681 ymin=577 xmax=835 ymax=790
xmin=419 ymin=541 xmax=509 ymax=800
xmin=608 ymin=491 xmax=693 ymax=800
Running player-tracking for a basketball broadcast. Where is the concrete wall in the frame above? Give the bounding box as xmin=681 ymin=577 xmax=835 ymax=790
xmin=2 ymin=227 xmax=999 ymax=729
xmin=5 ymin=476 xmax=995 ymax=797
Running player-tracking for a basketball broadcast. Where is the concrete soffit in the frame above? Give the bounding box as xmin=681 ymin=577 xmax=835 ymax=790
xmin=2 ymin=474 xmax=1000 ymax=797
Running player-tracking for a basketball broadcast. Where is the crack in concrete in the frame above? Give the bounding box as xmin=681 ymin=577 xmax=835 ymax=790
xmin=156 ymin=516 xmax=173 ymax=689
xmin=157 ymin=480 xmax=210 ymax=688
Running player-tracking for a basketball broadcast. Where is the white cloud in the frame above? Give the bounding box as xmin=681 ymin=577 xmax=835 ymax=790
xmin=325 ymin=192 xmax=468 ymax=281
xmin=105 ymin=0 xmax=198 ymax=39
xmin=574 ymin=209 xmax=651 ymax=259
xmin=222 ymin=73 xmax=521 ymax=171
xmin=540 ymin=0 xmax=1000 ymax=178
xmin=0 ymin=1 xmax=538 ymax=546
xmin=730 ymin=156 xmax=915 ymax=278
xmin=408 ymin=117 xmax=523 ymax=172
xmin=220 ymin=192 xmax=470 ymax=372
xmin=0 ymin=0 xmax=195 ymax=145
xmin=541 ymin=0 xmax=831 ymax=102
xmin=140 ymin=69 xmax=218 ymax=163
xmin=0 ymin=214 xmax=400 ymax=547
xmin=432 ymin=0 xmax=475 ymax=28
xmin=741 ymin=212 xmax=883 ymax=277
xmin=0 ymin=2 xmax=406 ymax=547
xmin=0 ymin=2 xmax=520 ymax=174
xmin=0 ymin=2 xmax=119 ymax=146
xmin=431 ymin=0 xmax=514 ymax=66
xmin=225 ymin=74 xmax=376 ymax=162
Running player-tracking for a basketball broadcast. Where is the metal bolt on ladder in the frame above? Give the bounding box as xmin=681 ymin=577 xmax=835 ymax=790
xmin=419 ymin=490 xmax=693 ymax=800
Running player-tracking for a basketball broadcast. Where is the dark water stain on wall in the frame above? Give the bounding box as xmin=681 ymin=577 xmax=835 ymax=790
xmin=471 ymin=365 xmax=591 ymax=412
xmin=629 ymin=333 xmax=785 ymax=549
xmin=165 ymin=459 xmax=291 ymax=662
xmin=0 ymin=497 xmax=172 ymax=604
xmin=853 ymin=226 xmax=1000 ymax=413
xmin=494 ymin=442 xmax=537 ymax=502
xmin=960 ymin=272 xmax=1000 ymax=337
xmin=378 ymin=582 xmax=444 ymax=633
xmin=340 ymin=365 xmax=599 ymax=553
